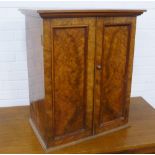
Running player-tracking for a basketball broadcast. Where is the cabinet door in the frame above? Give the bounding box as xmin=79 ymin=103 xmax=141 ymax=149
xmin=94 ymin=17 xmax=136 ymax=133
xmin=44 ymin=18 xmax=95 ymax=147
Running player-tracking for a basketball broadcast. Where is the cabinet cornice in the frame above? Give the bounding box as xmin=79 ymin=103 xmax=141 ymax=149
xmin=20 ymin=9 xmax=146 ymax=18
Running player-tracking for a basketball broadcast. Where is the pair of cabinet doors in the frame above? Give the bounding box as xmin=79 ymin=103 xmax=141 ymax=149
xmin=44 ymin=16 xmax=136 ymax=146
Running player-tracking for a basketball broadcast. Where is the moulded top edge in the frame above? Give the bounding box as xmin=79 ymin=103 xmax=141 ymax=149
xmin=20 ymin=9 xmax=146 ymax=18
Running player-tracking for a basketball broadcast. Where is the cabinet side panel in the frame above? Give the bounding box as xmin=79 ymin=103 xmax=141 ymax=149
xmin=25 ymin=16 xmax=46 ymax=142
xmin=26 ymin=16 xmax=45 ymax=103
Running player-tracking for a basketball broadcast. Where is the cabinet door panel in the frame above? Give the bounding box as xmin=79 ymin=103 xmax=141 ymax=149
xmin=94 ymin=17 xmax=136 ymax=133
xmin=44 ymin=18 xmax=95 ymax=146
xmin=100 ymin=25 xmax=129 ymax=123
xmin=53 ymin=27 xmax=87 ymax=137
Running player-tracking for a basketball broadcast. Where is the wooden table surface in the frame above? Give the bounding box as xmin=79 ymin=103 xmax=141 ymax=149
xmin=0 ymin=97 xmax=155 ymax=153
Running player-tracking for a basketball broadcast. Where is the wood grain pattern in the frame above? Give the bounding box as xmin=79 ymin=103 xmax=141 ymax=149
xmin=100 ymin=25 xmax=130 ymax=123
xmin=43 ymin=19 xmax=53 ymax=146
xmin=53 ymin=26 xmax=87 ymax=138
xmin=22 ymin=10 xmax=145 ymax=150
xmin=0 ymin=97 xmax=155 ymax=153
xmin=94 ymin=17 xmax=136 ymax=134
xmin=45 ymin=17 xmax=96 ymax=147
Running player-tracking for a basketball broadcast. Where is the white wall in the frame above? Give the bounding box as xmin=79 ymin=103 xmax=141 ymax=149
xmin=0 ymin=8 xmax=29 ymax=107
xmin=0 ymin=1 xmax=155 ymax=107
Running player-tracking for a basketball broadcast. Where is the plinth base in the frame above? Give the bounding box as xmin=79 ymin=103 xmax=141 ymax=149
xmin=29 ymin=117 xmax=129 ymax=152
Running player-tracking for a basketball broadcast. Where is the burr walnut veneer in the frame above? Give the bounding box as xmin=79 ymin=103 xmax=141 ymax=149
xmin=22 ymin=10 xmax=145 ymax=151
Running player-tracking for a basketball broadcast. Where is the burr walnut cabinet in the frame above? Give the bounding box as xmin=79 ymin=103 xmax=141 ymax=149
xmin=21 ymin=9 xmax=145 ymax=151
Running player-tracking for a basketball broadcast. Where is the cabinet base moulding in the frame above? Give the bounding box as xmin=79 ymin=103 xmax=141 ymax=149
xmin=29 ymin=118 xmax=129 ymax=152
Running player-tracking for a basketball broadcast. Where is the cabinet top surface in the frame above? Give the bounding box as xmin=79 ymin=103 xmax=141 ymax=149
xmin=20 ymin=9 xmax=146 ymax=18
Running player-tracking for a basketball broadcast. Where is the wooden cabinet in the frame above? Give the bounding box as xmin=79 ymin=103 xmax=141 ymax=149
xmin=22 ymin=10 xmax=145 ymax=151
